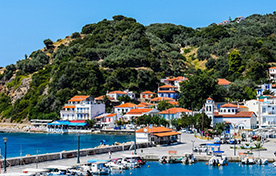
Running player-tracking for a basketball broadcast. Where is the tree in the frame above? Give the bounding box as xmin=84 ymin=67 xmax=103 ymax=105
xmin=228 ymin=50 xmax=244 ymax=78
xmin=157 ymin=100 xmax=173 ymax=111
xmin=214 ymin=122 xmax=227 ymax=135
xmin=195 ymin=113 xmax=212 ymax=131
xmin=262 ymin=89 xmax=275 ymax=96
xmin=85 ymin=119 xmax=96 ymax=128
xmin=72 ymin=32 xmax=81 ymax=38
xmin=43 ymin=38 xmax=54 ymax=49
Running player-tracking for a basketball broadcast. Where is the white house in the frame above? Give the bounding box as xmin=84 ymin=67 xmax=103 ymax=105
xmin=96 ymin=113 xmax=121 ymax=129
xmin=256 ymin=83 xmax=276 ymax=96
xmin=158 ymin=108 xmax=193 ymax=120
xmin=161 ymin=76 xmax=187 ymax=91
xmin=140 ymin=91 xmax=155 ymax=102
xmin=123 ymin=108 xmax=159 ymax=122
xmin=157 ymin=85 xmax=179 ymax=99
xmin=114 ymin=102 xmax=137 ymax=114
xmin=218 ymin=78 xmax=231 ymax=89
xmin=205 ymin=98 xmax=257 ymax=134
xmin=245 ymin=97 xmax=276 ymax=127
xmin=60 ymin=95 xmax=105 ymax=120
xmin=107 ymin=90 xmax=135 ymax=101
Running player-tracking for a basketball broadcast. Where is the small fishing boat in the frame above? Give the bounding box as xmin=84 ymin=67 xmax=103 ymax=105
xmin=208 ymin=151 xmax=228 ymax=166
xmin=181 ymin=154 xmax=196 ymax=164
xmin=105 ymin=158 xmax=128 ymax=170
xmin=240 ymin=151 xmax=256 ymax=165
xmin=256 ymin=158 xmax=268 ymax=165
xmin=273 ymin=162 xmax=276 ymax=167
xmin=90 ymin=162 xmax=111 ymax=175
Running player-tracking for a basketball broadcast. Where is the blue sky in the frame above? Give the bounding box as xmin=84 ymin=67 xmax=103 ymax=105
xmin=0 ymin=0 xmax=275 ymax=67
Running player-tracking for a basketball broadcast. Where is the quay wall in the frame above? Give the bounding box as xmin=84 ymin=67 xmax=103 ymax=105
xmin=1 ymin=142 xmax=151 ymax=167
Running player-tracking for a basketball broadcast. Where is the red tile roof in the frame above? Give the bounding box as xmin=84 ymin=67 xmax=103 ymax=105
xmin=154 ymin=131 xmax=180 ymax=137
xmin=169 ymin=101 xmax=179 ymax=106
xmin=218 ymin=79 xmax=231 ymax=85
xmin=165 ymin=76 xmax=187 ymax=82
xmin=157 ymin=90 xmax=177 ymax=93
xmin=95 ymin=95 xmax=114 ymax=101
xmin=207 ymin=97 xmax=213 ymax=100
xmin=68 ymin=95 xmax=89 ymax=102
xmin=126 ymin=108 xmax=153 ymax=115
xmin=115 ymin=102 xmax=136 ymax=108
xmin=141 ymin=91 xmax=155 ymax=94
xmin=221 ymin=103 xmax=247 ymax=108
xmin=159 ymin=108 xmax=192 ymax=114
xmin=150 ymin=97 xmax=174 ymax=102
xmin=108 ymin=91 xmax=127 ymax=95
xmin=214 ymin=111 xmax=255 ymax=118
xmin=269 ymin=67 xmax=276 ymax=69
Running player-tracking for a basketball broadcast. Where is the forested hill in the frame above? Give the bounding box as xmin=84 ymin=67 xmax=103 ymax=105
xmin=0 ymin=12 xmax=276 ymax=122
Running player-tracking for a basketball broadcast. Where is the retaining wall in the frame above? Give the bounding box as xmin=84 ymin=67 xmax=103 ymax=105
xmin=1 ymin=142 xmax=151 ymax=167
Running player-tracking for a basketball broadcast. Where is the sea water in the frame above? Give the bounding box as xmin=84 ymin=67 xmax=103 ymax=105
xmin=0 ymin=133 xmax=134 ymax=158
xmin=111 ymin=162 xmax=276 ymax=176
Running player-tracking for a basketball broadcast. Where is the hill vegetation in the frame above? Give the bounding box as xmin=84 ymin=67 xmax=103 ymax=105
xmin=0 ymin=12 xmax=276 ymax=122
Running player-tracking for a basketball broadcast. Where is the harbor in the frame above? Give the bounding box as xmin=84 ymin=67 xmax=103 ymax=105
xmin=2 ymin=133 xmax=276 ymax=174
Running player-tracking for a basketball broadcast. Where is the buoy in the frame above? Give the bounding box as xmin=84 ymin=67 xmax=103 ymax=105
xmin=148 ymin=165 xmax=150 ymax=168
xmin=130 ymin=172 xmax=132 ymax=175
xmin=218 ymin=164 xmax=220 ymax=167
xmin=206 ymin=163 xmax=208 ymax=165
xmin=120 ymin=171 xmax=122 ymax=173
xmin=163 ymin=161 xmax=165 ymax=164
xmin=225 ymin=164 xmax=228 ymax=166
xmin=239 ymin=163 xmax=241 ymax=166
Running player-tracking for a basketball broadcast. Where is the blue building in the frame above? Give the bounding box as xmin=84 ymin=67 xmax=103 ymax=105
xmin=157 ymin=84 xmax=179 ymax=99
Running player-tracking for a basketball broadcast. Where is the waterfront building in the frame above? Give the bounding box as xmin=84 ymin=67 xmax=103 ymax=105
xmin=60 ymin=95 xmax=105 ymax=121
xmin=140 ymin=91 xmax=155 ymax=102
xmin=205 ymin=98 xmax=257 ymax=134
xmin=95 ymin=113 xmax=121 ymax=129
xmin=161 ymin=76 xmax=187 ymax=91
xmin=256 ymin=83 xmax=276 ymax=96
xmin=47 ymin=120 xmax=90 ymax=133
xmin=158 ymin=108 xmax=193 ymax=120
xmin=245 ymin=96 xmax=276 ymax=127
xmin=136 ymin=126 xmax=180 ymax=144
xmin=123 ymin=108 xmax=159 ymax=122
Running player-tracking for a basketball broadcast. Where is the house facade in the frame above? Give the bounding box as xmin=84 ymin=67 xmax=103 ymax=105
xmin=107 ymin=90 xmax=135 ymax=101
xmin=161 ymin=76 xmax=187 ymax=91
xmin=256 ymin=83 xmax=276 ymax=96
xmin=60 ymin=96 xmax=105 ymax=121
xmin=114 ymin=102 xmax=137 ymax=114
xmin=159 ymin=108 xmax=193 ymax=120
xmin=140 ymin=91 xmax=155 ymax=102
xmin=123 ymin=108 xmax=159 ymax=122
xmin=218 ymin=78 xmax=231 ymax=89
xmin=157 ymin=85 xmax=179 ymax=99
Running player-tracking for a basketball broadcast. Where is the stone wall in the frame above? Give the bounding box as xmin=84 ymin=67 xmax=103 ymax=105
xmin=1 ymin=142 xmax=150 ymax=167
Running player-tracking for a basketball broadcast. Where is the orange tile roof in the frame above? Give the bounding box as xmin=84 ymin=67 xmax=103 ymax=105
xmin=214 ymin=111 xmax=255 ymax=118
xmin=63 ymin=105 xmax=76 ymax=109
xmin=158 ymin=90 xmax=177 ymax=93
xmin=115 ymin=102 xmax=137 ymax=108
xmin=95 ymin=95 xmax=115 ymax=101
xmin=221 ymin=103 xmax=247 ymax=109
xmin=150 ymin=97 xmax=174 ymax=102
xmin=68 ymin=95 xmax=90 ymax=102
xmin=269 ymin=67 xmax=276 ymax=69
xmin=207 ymin=97 xmax=213 ymax=100
xmin=141 ymin=91 xmax=155 ymax=94
xmin=159 ymin=84 xmax=177 ymax=88
xmin=154 ymin=131 xmax=180 ymax=137
xmin=126 ymin=108 xmax=153 ymax=115
xmin=138 ymin=102 xmax=155 ymax=107
xmin=218 ymin=79 xmax=231 ymax=85
xmin=159 ymin=108 xmax=192 ymax=114
xmin=108 ymin=91 xmax=127 ymax=94
xmin=165 ymin=76 xmax=187 ymax=82
xmin=169 ymin=101 xmax=179 ymax=106
xmin=137 ymin=104 xmax=148 ymax=108
xmin=221 ymin=103 xmax=238 ymax=108
xmin=106 ymin=113 xmax=117 ymax=117
xmin=136 ymin=126 xmax=173 ymax=133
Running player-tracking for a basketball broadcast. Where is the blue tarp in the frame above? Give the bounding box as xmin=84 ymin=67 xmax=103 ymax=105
xmin=88 ymin=159 xmax=109 ymax=163
xmin=68 ymin=123 xmax=87 ymax=126
xmin=213 ymin=151 xmax=224 ymax=153
xmin=206 ymin=144 xmax=220 ymax=147
xmin=47 ymin=120 xmax=71 ymax=126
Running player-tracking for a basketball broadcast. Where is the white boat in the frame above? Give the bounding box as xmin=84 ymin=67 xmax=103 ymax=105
xmin=181 ymin=154 xmax=196 ymax=164
xmin=105 ymin=158 xmax=127 ymax=170
xmin=91 ymin=162 xmax=111 ymax=175
xmin=273 ymin=161 xmax=276 ymax=167
xmin=240 ymin=152 xmax=256 ymax=165
xmin=121 ymin=155 xmax=140 ymax=168
xmin=208 ymin=155 xmax=228 ymax=166
xmin=256 ymin=158 xmax=268 ymax=165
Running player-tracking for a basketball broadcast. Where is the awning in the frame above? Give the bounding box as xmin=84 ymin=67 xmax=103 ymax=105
xmin=47 ymin=121 xmax=71 ymax=126
xmin=68 ymin=123 xmax=87 ymax=126
xmin=153 ymin=131 xmax=180 ymax=137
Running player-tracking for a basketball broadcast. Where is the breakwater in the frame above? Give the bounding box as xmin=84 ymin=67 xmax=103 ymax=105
xmin=1 ymin=142 xmax=151 ymax=167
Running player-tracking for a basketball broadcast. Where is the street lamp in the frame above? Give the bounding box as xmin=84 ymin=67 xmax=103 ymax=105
xmin=3 ymin=137 xmax=7 ymax=173
xmin=191 ymin=140 xmax=195 ymax=153
xmin=134 ymin=125 xmax=137 ymax=155
xmin=77 ymin=133 xmax=80 ymax=163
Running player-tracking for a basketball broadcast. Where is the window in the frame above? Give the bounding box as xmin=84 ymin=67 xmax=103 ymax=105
xmin=228 ymin=109 xmax=230 ymax=112
xmin=148 ymin=95 xmax=151 ymax=98
xmin=143 ymin=95 xmax=145 ymax=98
xmin=232 ymin=109 xmax=235 ymax=112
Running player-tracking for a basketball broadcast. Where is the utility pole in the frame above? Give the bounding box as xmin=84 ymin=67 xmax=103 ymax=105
xmin=3 ymin=137 xmax=7 ymax=173
xmin=77 ymin=133 xmax=80 ymax=164
xmin=134 ymin=125 xmax=137 ymax=155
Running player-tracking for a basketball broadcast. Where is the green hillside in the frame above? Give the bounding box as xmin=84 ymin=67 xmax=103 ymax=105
xmin=0 ymin=13 xmax=276 ymax=122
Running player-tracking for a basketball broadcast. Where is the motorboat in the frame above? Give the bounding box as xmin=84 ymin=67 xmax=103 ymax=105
xmin=273 ymin=161 xmax=276 ymax=167
xmin=208 ymin=155 xmax=228 ymax=166
xmin=90 ymin=162 xmax=111 ymax=175
xmin=121 ymin=155 xmax=140 ymax=168
xmin=105 ymin=158 xmax=127 ymax=170
xmin=256 ymin=158 xmax=268 ymax=165
xmin=122 ymin=154 xmax=146 ymax=165
xmin=181 ymin=154 xmax=196 ymax=164
xmin=240 ymin=151 xmax=256 ymax=165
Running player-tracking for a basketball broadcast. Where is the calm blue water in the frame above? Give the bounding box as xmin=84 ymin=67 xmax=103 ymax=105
xmin=111 ymin=162 xmax=276 ymax=176
xmin=0 ymin=133 xmax=134 ymax=158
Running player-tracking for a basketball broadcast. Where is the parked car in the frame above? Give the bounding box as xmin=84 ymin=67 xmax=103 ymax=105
xmin=274 ymin=151 xmax=276 ymax=156
xmin=229 ymin=139 xmax=237 ymax=144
